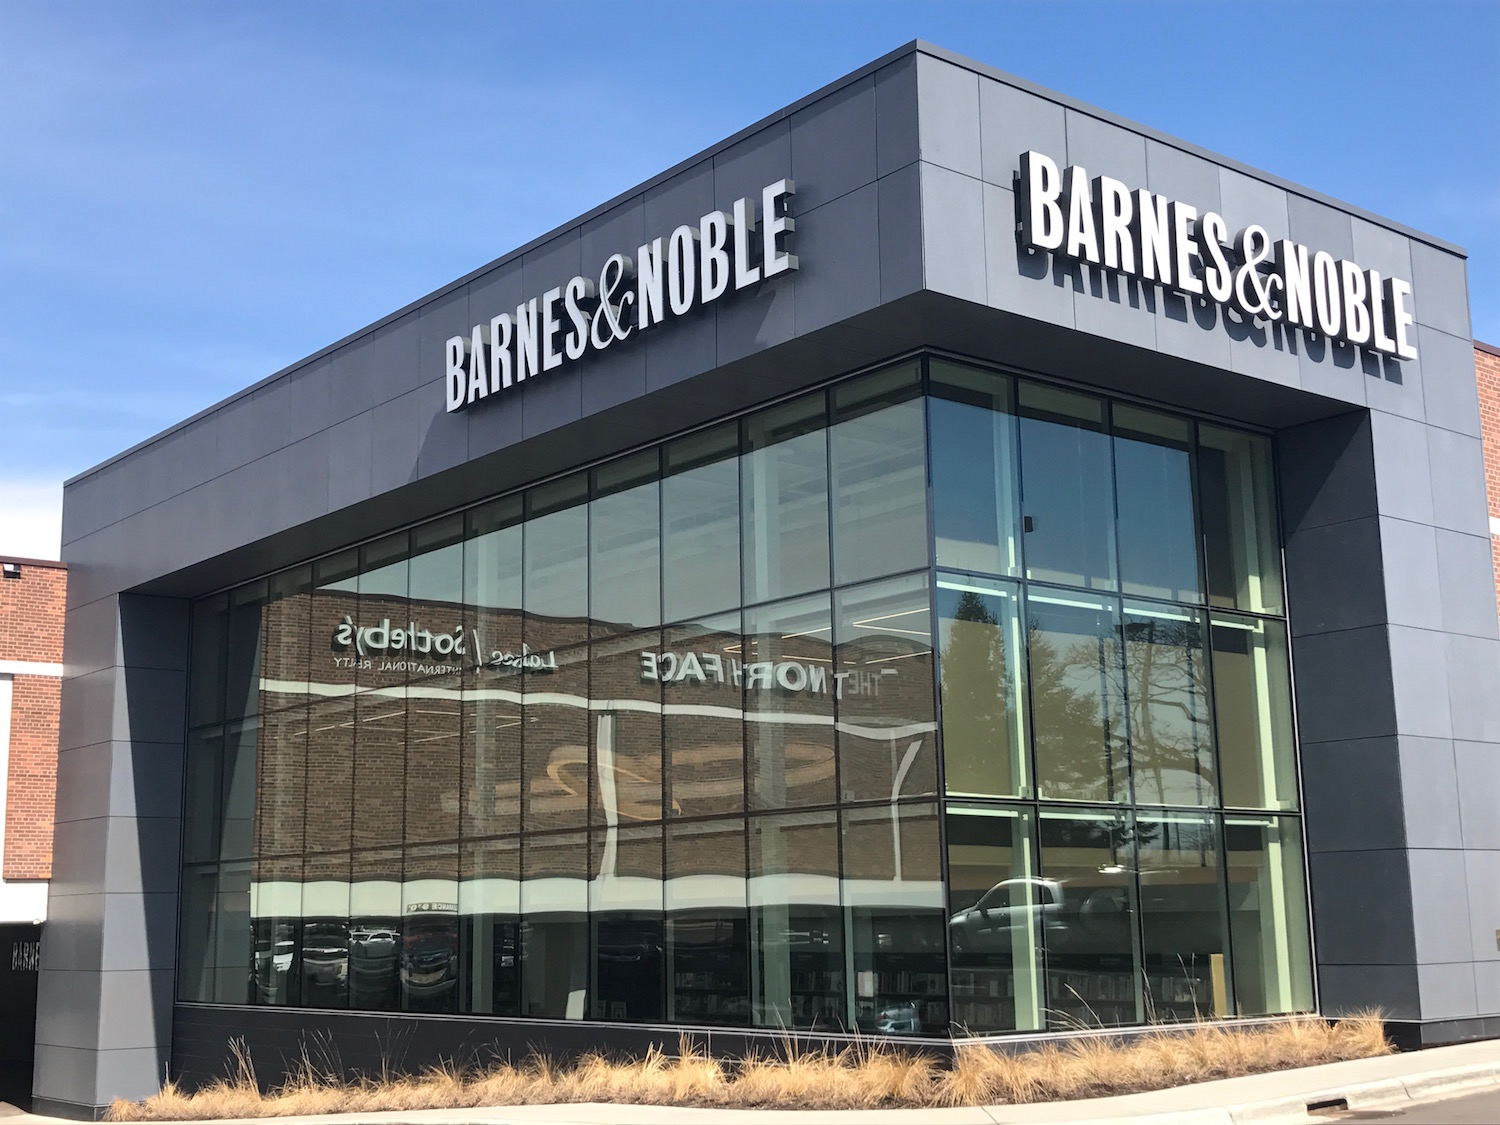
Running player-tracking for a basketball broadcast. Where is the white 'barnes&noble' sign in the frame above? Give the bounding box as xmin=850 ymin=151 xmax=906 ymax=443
xmin=1017 ymin=151 xmax=1418 ymax=360
xmin=445 ymin=179 xmax=798 ymax=412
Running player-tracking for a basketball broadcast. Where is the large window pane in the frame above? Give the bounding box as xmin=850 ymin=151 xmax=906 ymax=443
xmin=1018 ymin=382 xmax=1117 ymax=591
xmin=303 ymin=698 xmax=353 ymax=856
xmin=945 ymin=805 xmax=1042 ymax=1034
xmin=520 ymin=830 xmax=589 ymax=1019
xmin=937 ymin=575 xmax=1029 ymax=799
xmin=744 ymin=594 xmax=836 ymax=810
xmin=463 ymin=499 xmax=524 ymax=838
xmin=660 ymin=613 xmax=744 ymax=819
xmin=177 ymin=864 xmax=219 ymax=1001
xmin=182 ymin=728 xmax=223 ymax=865
xmin=1225 ymin=815 xmax=1313 ymax=1015
xmin=834 ymin=574 xmax=937 ymax=802
xmin=742 ymin=395 xmax=830 ymax=604
xmin=1200 ymin=426 xmax=1282 ymax=614
xmin=590 ymin=452 xmax=661 ymax=631
xmin=300 ymin=852 xmax=351 ymax=1009
xmin=408 ymin=517 xmax=465 ymax=663
xmin=312 ymin=551 xmax=359 ymax=696
xmin=1037 ymin=808 xmax=1140 ymax=1027
xmin=830 ymin=364 xmax=927 ymax=586
xmin=188 ymin=593 xmax=229 ymax=728
xmin=590 ymin=628 xmax=662 ymax=827
xmin=749 ymin=811 xmax=844 ymax=1029
xmin=465 ymin=497 xmax=524 ymax=612
xmin=665 ymin=818 xmax=748 ymax=1026
xmin=1136 ymin=812 xmax=1231 ymax=1021
xmin=355 ymin=533 xmax=411 ymax=695
xmin=213 ymin=861 xmax=253 ymax=1004
xmin=590 ymin=825 xmax=664 ymax=1022
xmin=407 ymin=518 xmax=465 ymax=846
xmin=929 ymin=362 xmax=1021 ymax=578
xmin=1123 ymin=603 xmax=1215 ymax=808
xmin=406 ymin=694 xmax=461 ymax=843
xmin=352 ymin=535 xmax=410 ymax=856
xmin=458 ymin=836 xmax=520 ymax=1015
xmin=663 ymin=425 xmax=740 ymax=623
xmin=401 ymin=844 xmax=459 ymax=1013
xmin=256 ymin=706 xmax=306 ymax=860
xmin=1028 ymin=589 xmax=1128 ymax=804
xmin=523 ymin=476 xmax=589 ymax=833
xmin=226 ymin=581 xmax=267 ymax=723
xmin=1114 ymin=406 xmax=1201 ymax=603
xmin=221 ymin=719 xmax=257 ymax=862
xmin=1212 ymin=614 xmax=1298 ymax=811
xmin=591 ymin=451 xmax=663 ymax=829
xmin=349 ymin=848 xmax=401 ymax=1010
xmin=841 ymin=803 xmax=947 ymax=1036
xmin=251 ymin=872 xmax=301 ymax=1008
xmin=260 ymin=566 xmax=312 ymax=715
xmin=352 ymin=691 xmax=405 ymax=852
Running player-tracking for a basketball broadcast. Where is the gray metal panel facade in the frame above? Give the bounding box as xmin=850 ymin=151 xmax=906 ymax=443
xmin=40 ymin=41 xmax=1490 ymax=1115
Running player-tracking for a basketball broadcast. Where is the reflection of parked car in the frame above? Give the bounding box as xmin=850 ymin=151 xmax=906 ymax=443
xmin=350 ymin=925 xmax=400 ymax=1003
xmin=400 ymin=920 xmax=458 ymax=999
xmin=302 ymin=923 xmax=349 ymax=985
xmin=874 ymin=1003 xmax=921 ymax=1034
xmin=949 ymin=878 xmax=1066 ymax=954
xmin=252 ymin=924 xmax=297 ymax=1002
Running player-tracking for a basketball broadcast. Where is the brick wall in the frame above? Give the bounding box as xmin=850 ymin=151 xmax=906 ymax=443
xmin=0 ymin=558 xmax=66 ymax=880
xmin=1477 ymin=343 xmax=1500 ymax=629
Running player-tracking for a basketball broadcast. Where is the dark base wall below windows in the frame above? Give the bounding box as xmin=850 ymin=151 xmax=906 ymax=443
xmin=167 ymin=1005 xmax=1479 ymax=1095
xmin=1385 ymin=1017 xmax=1500 ymax=1051
xmin=170 ymin=1004 xmax=959 ymax=1091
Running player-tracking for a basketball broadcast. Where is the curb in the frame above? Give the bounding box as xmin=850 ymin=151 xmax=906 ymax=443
xmin=1082 ymin=1060 xmax=1500 ymax=1124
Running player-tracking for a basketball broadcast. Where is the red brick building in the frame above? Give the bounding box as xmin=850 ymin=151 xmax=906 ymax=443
xmin=0 ymin=556 xmax=65 ymax=922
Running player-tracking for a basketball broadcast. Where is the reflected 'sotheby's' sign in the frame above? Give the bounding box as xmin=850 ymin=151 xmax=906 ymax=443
xmin=445 ymin=179 xmax=799 ymax=413
xmin=1017 ymin=150 xmax=1418 ymax=360
xmin=334 ymin=616 xmax=464 ymax=657
xmin=331 ymin=617 xmax=556 ymax=674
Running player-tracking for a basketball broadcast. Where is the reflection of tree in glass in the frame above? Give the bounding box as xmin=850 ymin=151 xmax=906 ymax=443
xmin=1120 ymin=616 xmax=1213 ymax=807
xmin=1028 ymin=622 xmax=1127 ymax=803
xmin=940 ymin=591 xmax=1021 ymax=795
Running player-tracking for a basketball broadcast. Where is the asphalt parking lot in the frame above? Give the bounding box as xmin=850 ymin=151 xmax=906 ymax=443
xmin=1351 ymin=1087 xmax=1500 ymax=1122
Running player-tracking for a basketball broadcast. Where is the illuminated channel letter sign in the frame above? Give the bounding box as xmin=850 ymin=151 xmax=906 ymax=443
xmin=1016 ymin=151 xmax=1418 ymax=360
xmin=446 ymin=179 xmax=799 ymax=412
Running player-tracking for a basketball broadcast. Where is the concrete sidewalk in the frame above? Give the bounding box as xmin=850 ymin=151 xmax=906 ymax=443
xmin=16 ymin=1039 xmax=1500 ymax=1125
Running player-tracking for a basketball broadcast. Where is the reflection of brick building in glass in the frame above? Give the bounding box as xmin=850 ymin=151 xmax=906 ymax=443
xmin=232 ymin=544 xmax=944 ymax=1029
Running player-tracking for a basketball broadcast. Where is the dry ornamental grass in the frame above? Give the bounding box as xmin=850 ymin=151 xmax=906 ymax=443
xmin=106 ymin=1015 xmax=1391 ymax=1121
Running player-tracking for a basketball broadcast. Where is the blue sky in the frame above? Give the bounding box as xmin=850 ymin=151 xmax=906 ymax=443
xmin=2 ymin=0 xmax=1496 ymax=557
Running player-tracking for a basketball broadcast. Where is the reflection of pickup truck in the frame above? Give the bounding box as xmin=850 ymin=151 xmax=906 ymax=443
xmin=400 ymin=921 xmax=459 ymax=998
xmin=301 ymin=922 xmax=350 ymax=989
xmin=949 ymin=878 xmax=1066 ymax=954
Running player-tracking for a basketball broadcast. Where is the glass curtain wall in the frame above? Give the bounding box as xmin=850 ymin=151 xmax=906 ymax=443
xmin=179 ymin=353 xmax=1308 ymax=1038
xmin=931 ymin=360 xmax=1310 ymax=1034
xmin=179 ymin=359 xmax=942 ymax=1035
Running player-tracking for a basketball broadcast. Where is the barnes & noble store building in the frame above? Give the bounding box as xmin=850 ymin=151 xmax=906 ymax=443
xmin=37 ymin=42 xmax=1496 ymax=1118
